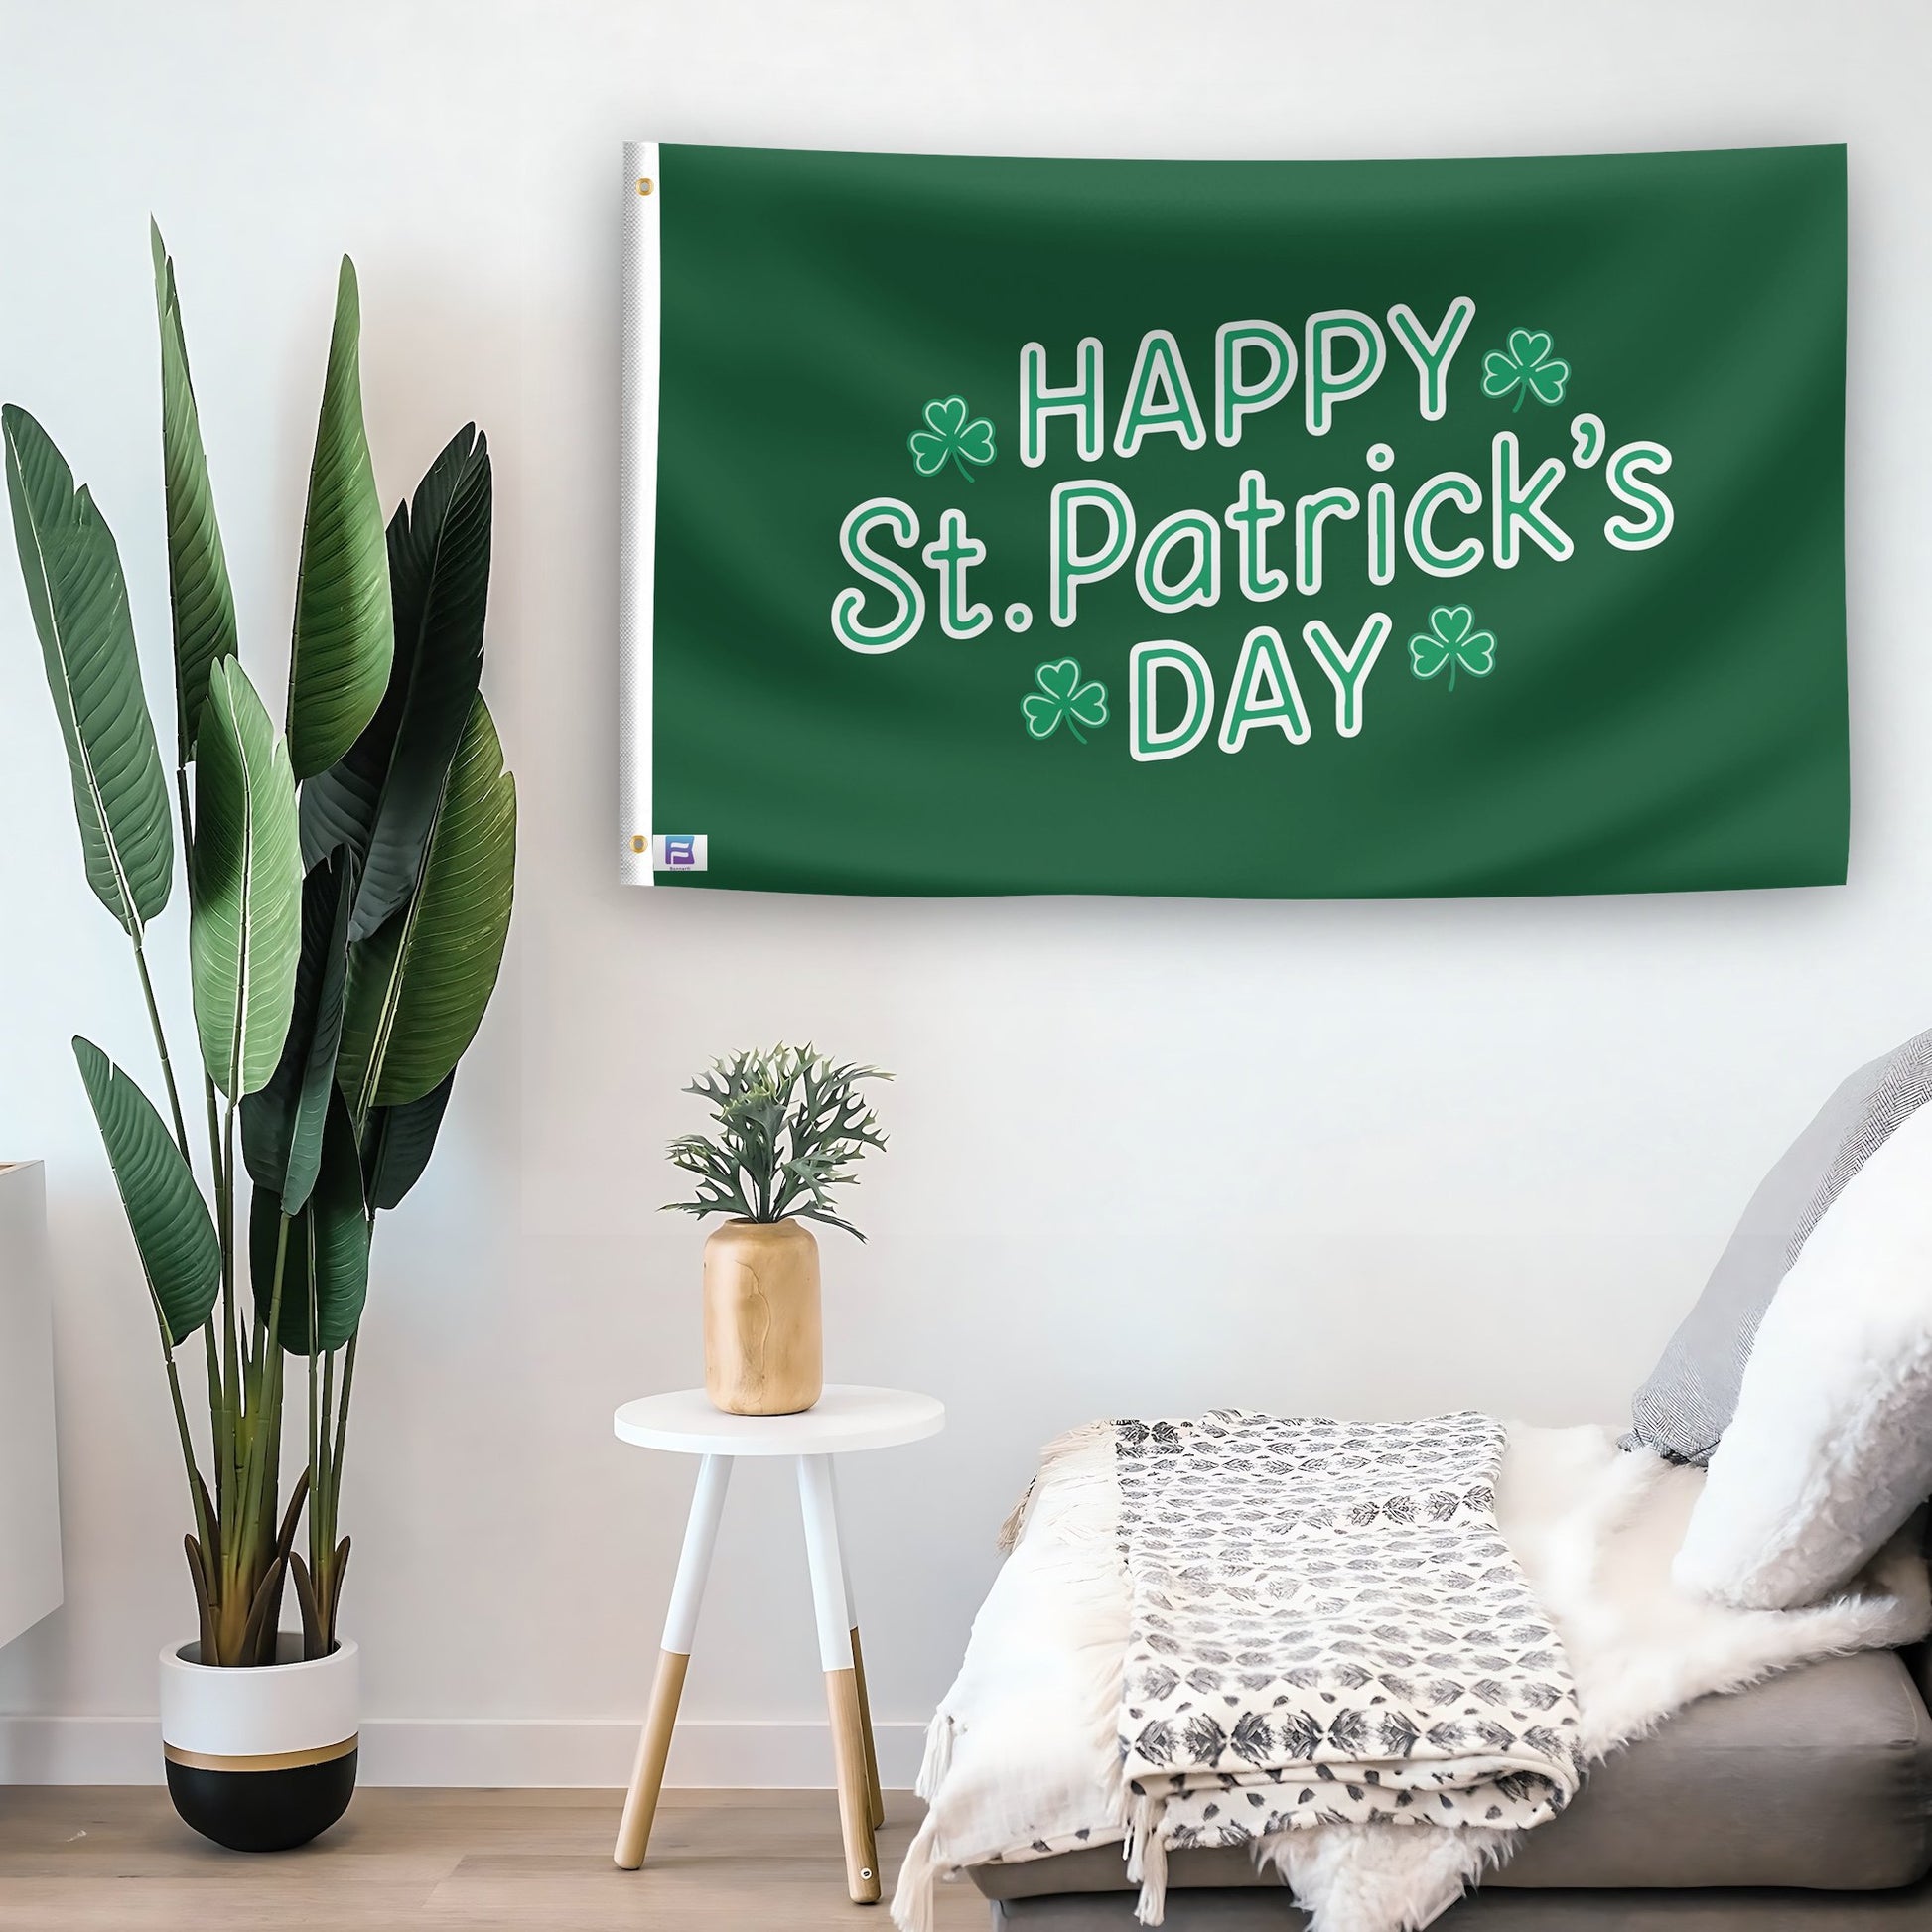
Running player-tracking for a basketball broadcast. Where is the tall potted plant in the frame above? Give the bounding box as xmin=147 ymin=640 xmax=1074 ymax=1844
xmin=665 ymin=1045 xmax=889 ymax=1415
xmin=4 ymin=225 xmax=515 ymax=1851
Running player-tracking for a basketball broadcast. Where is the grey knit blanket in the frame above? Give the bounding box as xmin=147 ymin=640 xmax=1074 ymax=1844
xmin=1113 ymin=1412 xmax=1585 ymax=1903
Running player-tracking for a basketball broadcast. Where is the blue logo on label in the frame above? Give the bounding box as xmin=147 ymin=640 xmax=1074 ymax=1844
xmin=648 ymin=833 xmax=707 ymax=873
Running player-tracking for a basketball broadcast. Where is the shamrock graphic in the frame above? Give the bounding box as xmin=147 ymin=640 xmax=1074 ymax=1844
xmin=1408 ymin=607 xmax=1497 ymax=691
xmin=1023 ymin=658 xmax=1108 ymax=743
xmin=908 ymin=395 xmax=997 ymax=482
xmin=1481 ymin=329 xmax=1570 ymax=412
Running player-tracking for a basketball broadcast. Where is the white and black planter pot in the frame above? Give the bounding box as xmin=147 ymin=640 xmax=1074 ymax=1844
xmin=159 ymin=1636 xmax=358 ymax=1852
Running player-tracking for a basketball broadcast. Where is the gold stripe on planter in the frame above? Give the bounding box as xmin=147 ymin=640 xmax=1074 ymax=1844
xmin=163 ymin=1735 xmax=358 ymax=1774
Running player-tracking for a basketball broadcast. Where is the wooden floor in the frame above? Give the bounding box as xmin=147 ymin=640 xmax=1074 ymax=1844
xmin=0 ymin=1787 xmax=987 ymax=1930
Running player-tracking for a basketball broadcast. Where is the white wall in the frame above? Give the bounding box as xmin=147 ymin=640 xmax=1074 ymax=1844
xmin=0 ymin=0 xmax=1926 ymax=1786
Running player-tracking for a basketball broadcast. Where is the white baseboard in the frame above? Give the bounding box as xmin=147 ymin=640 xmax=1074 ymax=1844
xmin=0 ymin=1715 xmax=928 ymax=1788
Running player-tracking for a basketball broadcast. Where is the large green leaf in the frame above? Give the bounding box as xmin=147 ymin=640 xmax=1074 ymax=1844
xmin=301 ymin=425 xmax=490 ymax=940
xmin=361 ymin=1069 xmax=455 ymax=1212
xmin=73 ymin=1036 xmax=219 ymax=1347
xmin=190 ymin=658 xmax=302 ymax=1098
xmin=241 ymin=848 xmax=354 ymax=1212
xmin=250 ymin=1087 xmax=369 ymax=1355
xmin=339 ymin=694 xmax=514 ymax=1114
xmin=3 ymin=405 xmax=174 ymax=936
xmin=151 ymin=223 xmax=237 ymax=762
xmin=287 ymin=258 xmax=392 ymax=780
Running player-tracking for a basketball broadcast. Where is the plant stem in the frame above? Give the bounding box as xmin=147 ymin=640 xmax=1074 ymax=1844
xmin=154 ymin=759 xmax=222 ymax=1594
xmin=220 ymin=1097 xmax=238 ymax=1370
xmin=307 ymin=1322 xmax=321 ymax=1550
xmin=199 ymin=1075 xmax=231 ymax=1525
xmin=202 ymin=1319 xmax=225 ymax=1520
xmin=242 ymin=1214 xmax=290 ymax=1548
xmin=220 ymin=1212 xmax=288 ymax=1662
xmin=320 ymin=1333 xmax=357 ymax=1649
xmin=162 ymin=1346 xmax=212 ymax=1569
xmin=219 ymin=1097 xmax=241 ymax=1561
xmin=319 ymin=1347 xmax=335 ymax=1508
xmin=314 ymin=1345 xmax=337 ymax=1634
xmin=130 ymin=939 xmax=191 ymax=1163
xmin=175 ymin=764 xmax=195 ymax=853
xmin=124 ymin=765 xmax=227 ymax=1637
xmin=331 ymin=1334 xmax=356 ymax=1520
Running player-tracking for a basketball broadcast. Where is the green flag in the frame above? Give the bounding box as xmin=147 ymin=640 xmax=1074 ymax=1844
xmin=621 ymin=141 xmax=1847 ymax=898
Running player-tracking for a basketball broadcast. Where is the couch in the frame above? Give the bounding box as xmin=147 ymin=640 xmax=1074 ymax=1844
xmin=969 ymin=1645 xmax=1932 ymax=1927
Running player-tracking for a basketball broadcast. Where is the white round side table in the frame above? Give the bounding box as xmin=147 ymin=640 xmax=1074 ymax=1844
xmin=610 ymin=1384 xmax=945 ymax=1903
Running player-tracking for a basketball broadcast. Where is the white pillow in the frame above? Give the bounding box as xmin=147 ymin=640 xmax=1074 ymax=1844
xmin=1672 ymin=1097 xmax=1932 ymax=1610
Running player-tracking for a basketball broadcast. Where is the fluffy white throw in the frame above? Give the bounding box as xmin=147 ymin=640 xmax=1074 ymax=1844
xmin=894 ymin=1421 xmax=1930 ymax=1932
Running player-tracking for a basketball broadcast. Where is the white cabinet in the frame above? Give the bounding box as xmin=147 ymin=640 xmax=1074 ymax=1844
xmin=0 ymin=1163 xmax=62 ymax=1648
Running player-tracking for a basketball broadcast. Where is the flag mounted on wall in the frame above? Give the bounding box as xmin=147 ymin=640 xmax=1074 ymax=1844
xmin=620 ymin=141 xmax=1847 ymax=898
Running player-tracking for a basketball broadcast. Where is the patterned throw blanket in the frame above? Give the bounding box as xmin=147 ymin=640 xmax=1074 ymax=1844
xmin=1114 ymin=1412 xmax=1584 ymax=1916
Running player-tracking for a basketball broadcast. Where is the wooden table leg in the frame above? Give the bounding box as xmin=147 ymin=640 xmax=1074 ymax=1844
xmin=828 ymin=1461 xmax=885 ymax=1830
xmin=848 ymin=1625 xmax=885 ymax=1831
xmin=614 ymin=1453 xmax=733 ymax=1869
xmin=798 ymin=1453 xmax=881 ymax=1903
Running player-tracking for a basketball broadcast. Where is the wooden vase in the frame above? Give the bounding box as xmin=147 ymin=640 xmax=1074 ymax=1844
xmin=702 ymin=1218 xmax=823 ymax=1415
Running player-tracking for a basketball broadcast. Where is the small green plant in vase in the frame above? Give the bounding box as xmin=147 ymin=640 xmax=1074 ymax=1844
xmin=665 ymin=1045 xmax=889 ymax=1416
